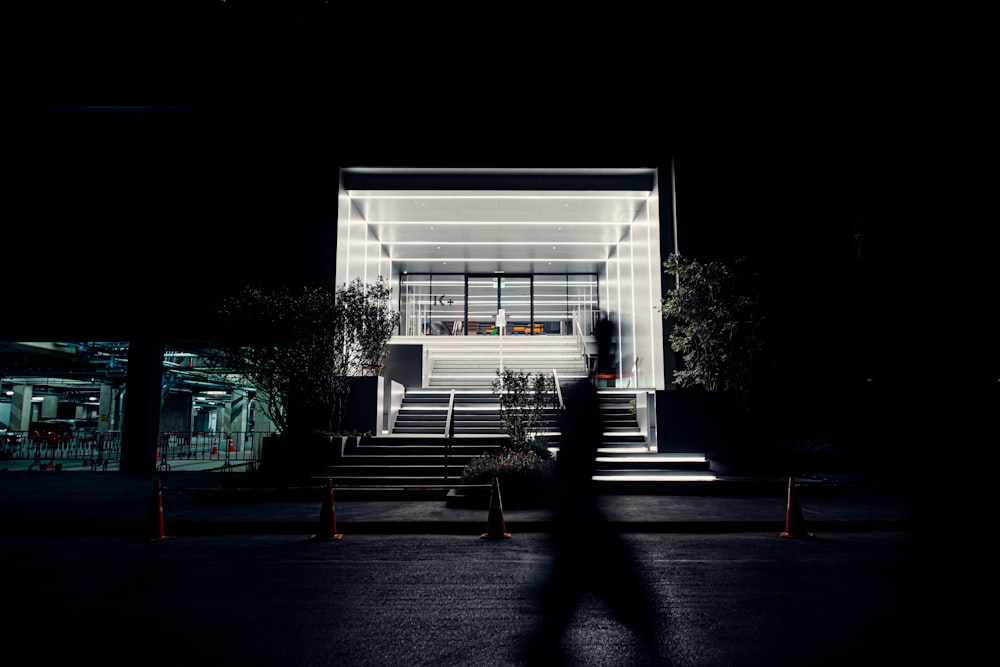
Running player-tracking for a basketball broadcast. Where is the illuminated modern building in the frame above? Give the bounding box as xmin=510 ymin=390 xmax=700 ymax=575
xmin=2 ymin=166 xmax=683 ymax=473
xmin=337 ymin=167 xmax=667 ymax=388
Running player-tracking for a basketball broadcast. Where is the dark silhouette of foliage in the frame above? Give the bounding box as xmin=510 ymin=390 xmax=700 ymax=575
xmin=208 ymin=278 xmax=398 ymax=435
xmin=662 ymin=253 xmax=763 ymax=394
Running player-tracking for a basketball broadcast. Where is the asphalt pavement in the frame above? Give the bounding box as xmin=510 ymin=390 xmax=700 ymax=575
xmin=0 ymin=457 xmax=923 ymax=538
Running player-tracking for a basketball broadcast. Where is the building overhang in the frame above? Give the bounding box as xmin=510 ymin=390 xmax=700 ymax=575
xmin=340 ymin=167 xmax=657 ymax=275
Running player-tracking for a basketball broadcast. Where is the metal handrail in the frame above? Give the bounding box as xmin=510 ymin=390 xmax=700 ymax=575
xmin=443 ymin=389 xmax=456 ymax=481
xmin=552 ymin=368 xmax=565 ymax=410
xmin=572 ymin=310 xmax=586 ymax=361
xmin=444 ymin=389 xmax=456 ymax=438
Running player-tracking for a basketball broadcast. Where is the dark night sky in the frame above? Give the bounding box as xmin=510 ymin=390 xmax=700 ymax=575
xmin=2 ymin=1 xmax=996 ymax=390
xmin=2 ymin=7 xmax=994 ymax=653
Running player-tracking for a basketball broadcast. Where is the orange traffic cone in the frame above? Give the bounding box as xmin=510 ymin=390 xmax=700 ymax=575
xmin=779 ymin=476 xmax=814 ymax=539
xmin=211 ymin=439 xmax=219 ymax=456
xmin=310 ymin=479 xmax=343 ymax=541
xmin=480 ymin=477 xmax=512 ymax=539
xmin=227 ymin=437 xmax=235 ymax=453
xmin=145 ymin=480 xmax=176 ymax=542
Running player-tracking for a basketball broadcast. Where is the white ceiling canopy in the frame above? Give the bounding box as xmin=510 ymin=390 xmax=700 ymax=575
xmin=342 ymin=168 xmax=657 ymax=274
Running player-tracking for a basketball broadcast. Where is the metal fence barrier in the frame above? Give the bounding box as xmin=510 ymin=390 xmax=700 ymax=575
xmin=0 ymin=429 xmax=274 ymax=471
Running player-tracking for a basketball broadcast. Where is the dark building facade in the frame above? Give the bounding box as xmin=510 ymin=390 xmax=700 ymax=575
xmin=3 ymin=2 xmax=995 ymax=472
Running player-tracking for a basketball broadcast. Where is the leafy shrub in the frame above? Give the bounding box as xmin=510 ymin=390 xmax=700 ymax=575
xmin=207 ymin=277 xmax=398 ymax=435
xmin=661 ymin=253 xmax=763 ymax=395
xmin=491 ymin=368 xmax=556 ymax=449
xmin=461 ymin=448 xmax=554 ymax=495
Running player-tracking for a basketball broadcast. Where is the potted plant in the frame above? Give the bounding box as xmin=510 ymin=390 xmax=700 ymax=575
xmin=660 ymin=252 xmax=764 ymax=473
xmin=459 ymin=447 xmax=555 ymax=507
xmin=457 ymin=368 xmax=556 ymax=506
xmin=207 ymin=277 xmax=398 ymax=481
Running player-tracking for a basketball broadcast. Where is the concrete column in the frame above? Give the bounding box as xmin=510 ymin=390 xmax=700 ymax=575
xmin=228 ymin=391 xmax=250 ymax=452
xmin=217 ymin=399 xmax=232 ymax=437
xmin=98 ymin=384 xmax=114 ymax=434
xmin=120 ymin=338 xmax=164 ymax=475
xmin=160 ymin=393 xmax=192 ymax=433
xmin=10 ymin=385 xmax=33 ymax=431
xmin=39 ymin=396 xmax=58 ymax=419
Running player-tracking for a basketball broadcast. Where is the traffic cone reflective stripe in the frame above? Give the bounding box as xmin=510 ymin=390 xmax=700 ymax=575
xmin=145 ymin=479 xmax=176 ymax=542
xmin=310 ymin=479 xmax=343 ymax=541
xmin=480 ymin=477 xmax=512 ymax=539
xmin=779 ymin=476 xmax=814 ymax=539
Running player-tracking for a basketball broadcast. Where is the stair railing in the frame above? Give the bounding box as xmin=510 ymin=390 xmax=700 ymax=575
xmin=572 ymin=310 xmax=587 ymax=362
xmin=552 ymin=368 xmax=565 ymax=410
xmin=443 ymin=389 xmax=456 ymax=481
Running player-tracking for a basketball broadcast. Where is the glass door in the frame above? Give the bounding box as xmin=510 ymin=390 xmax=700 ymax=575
xmin=465 ymin=275 xmax=533 ymax=335
xmin=499 ymin=276 xmax=532 ymax=334
xmin=399 ymin=274 xmax=465 ymax=335
xmin=400 ymin=272 xmax=597 ymax=336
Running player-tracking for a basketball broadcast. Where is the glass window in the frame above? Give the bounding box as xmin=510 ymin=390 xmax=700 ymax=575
xmin=400 ymin=275 xmax=465 ymax=335
xmin=398 ymin=273 xmax=598 ymax=335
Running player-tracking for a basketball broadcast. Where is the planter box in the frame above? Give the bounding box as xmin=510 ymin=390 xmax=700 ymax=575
xmin=259 ymin=434 xmax=342 ymax=482
xmin=339 ymin=376 xmax=381 ymax=435
xmin=446 ymin=477 xmax=553 ymax=510
xmin=446 ymin=486 xmax=552 ymax=510
xmin=657 ymin=390 xmax=749 ymax=475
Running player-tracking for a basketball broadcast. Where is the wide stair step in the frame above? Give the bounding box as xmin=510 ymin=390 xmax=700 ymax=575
xmin=349 ymin=336 xmax=725 ymax=496
xmin=320 ymin=437 xmax=507 ymax=495
xmin=320 ymin=433 xmax=718 ymax=499
xmin=424 ymin=336 xmax=589 ymax=388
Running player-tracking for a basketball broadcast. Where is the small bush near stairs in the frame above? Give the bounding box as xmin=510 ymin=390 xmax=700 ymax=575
xmin=460 ymin=448 xmax=554 ymax=497
xmin=460 ymin=368 xmax=557 ymax=500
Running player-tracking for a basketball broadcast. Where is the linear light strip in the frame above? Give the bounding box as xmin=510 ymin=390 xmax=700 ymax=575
xmin=347 ymin=192 xmax=651 ymax=200
xmin=388 ymin=241 xmax=609 ymax=246
xmin=591 ymin=475 xmax=717 ymax=482
xmin=369 ymin=220 xmax=631 ymax=225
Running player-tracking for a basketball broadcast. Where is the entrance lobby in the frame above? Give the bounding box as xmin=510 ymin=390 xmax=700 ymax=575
xmin=399 ymin=272 xmax=599 ymax=337
xmin=336 ymin=167 xmax=667 ymax=391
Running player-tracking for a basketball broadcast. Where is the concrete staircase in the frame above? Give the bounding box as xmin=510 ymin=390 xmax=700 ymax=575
xmin=323 ymin=389 xmax=717 ymax=497
xmin=322 ymin=434 xmax=508 ymax=491
xmin=320 ymin=434 xmax=717 ymax=500
xmin=423 ymin=335 xmax=589 ymax=388
xmin=319 ymin=335 xmax=720 ymax=497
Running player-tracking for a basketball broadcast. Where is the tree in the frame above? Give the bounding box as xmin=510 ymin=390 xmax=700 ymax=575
xmin=491 ymin=368 xmax=556 ymax=453
xmin=336 ymin=276 xmax=399 ymax=377
xmin=207 ymin=277 xmax=399 ymax=435
xmin=661 ymin=253 xmax=763 ymax=395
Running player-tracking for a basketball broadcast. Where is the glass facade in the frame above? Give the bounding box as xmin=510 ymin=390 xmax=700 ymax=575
xmin=399 ymin=273 xmax=599 ymax=336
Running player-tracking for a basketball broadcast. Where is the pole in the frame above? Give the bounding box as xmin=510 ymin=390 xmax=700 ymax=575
xmin=671 ymin=154 xmax=680 ymax=262
xmin=497 ymin=308 xmax=506 ymax=390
